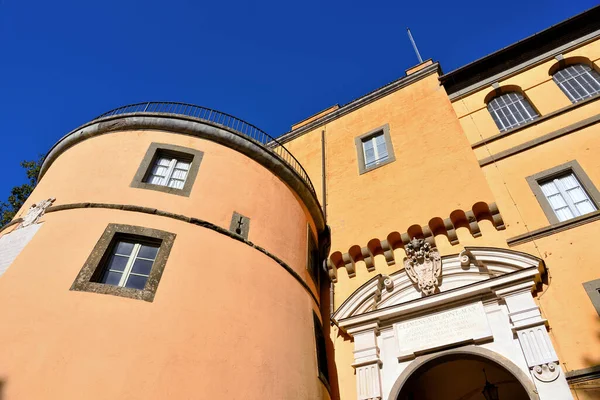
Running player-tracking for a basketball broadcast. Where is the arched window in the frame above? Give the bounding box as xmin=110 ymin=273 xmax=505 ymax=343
xmin=553 ymin=63 xmax=600 ymax=103
xmin=487 ymin=92 xmax=539 ymax=132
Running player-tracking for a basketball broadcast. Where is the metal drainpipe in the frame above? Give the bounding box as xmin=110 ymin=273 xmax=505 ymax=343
xmin=321 ymin=128 xmax=335 ymax=322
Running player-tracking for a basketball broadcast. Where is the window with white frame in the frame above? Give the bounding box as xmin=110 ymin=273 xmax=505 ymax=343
xmin=98 ymin=239 xmax=160 ymax=290
xmin=553 ymin=64 xmax=600 ymax=103
xmin=487 ymin=92 xmax=539 ymax=132
xmin=71 ymin=224 xmax=175 ymax=302
xmin=362 ymin=133 xmax=389 ymax=169
xmin=146 ymin=154 xmax=191 ymax=190
xmin=539 ymin=172 xmax=597 ymax=222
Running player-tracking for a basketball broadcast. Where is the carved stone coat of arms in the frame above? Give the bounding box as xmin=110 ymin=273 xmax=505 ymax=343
xmin=403 ymin=238 xmax=442 ymax=295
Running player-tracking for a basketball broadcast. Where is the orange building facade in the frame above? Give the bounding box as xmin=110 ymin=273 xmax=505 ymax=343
xmin=1 ymin=6 xmax=600 ymax=400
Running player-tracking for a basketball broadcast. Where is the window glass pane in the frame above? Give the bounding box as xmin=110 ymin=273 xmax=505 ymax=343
xmin=555 ymin=207 xmax=574 ymax=222
xmin=114 ymin=242 xmax=134 ymax=256
xmin=148 ymin=175 xmax=165 ymax=185
xmin=374 ymin=134 xmax=386 ymax=146
xmin=175 ymin=161 xmax=190 ymax=170
xmin=171 ymin=169 xmax=188 ymax=180
xmin=575 ymin=200 xmax=596 ymax=215
xmin=558 ymin=174 xmax=579 ymax=189
xmin=487 ymin=92 xmax=538 ymax=131
xmin=125 ymin=274 xmax=148 ymax=290
xmin=547 ymin=193 xmax=567 ymax=210
xmin=156 ymin=157 xmax=171 ymax=166
xmin=137 ymin=245 xmax=159 ymax=260
xmin=540 ymin=181 xmax=559 ymax=196
xmin=131 ymin=259 xmax=154 ymax=276
xmin=151 ymin=165 xmax=168 ymax=177
xmin=107 ymin=255 xmax=129 ymax=272
xmin=101 ymin=271 xmax=123 ymax=286
xmin=363 ymin=139 xmax=376 ymax=166
xmin=553 ymin=64 xmax=600 ymax=102
xmin=376 ymin=143 xmax=388 ymax=159
xmin=167 ymin=179 xmax=185 ymax=189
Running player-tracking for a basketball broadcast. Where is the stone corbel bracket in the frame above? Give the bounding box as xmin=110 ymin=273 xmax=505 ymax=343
xmin=327 ymin=202 xmax=505 ymax=282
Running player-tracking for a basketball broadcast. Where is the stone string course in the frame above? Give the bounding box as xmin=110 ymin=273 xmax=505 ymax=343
xmin=28 ymin=202 xmax=321 ymax=306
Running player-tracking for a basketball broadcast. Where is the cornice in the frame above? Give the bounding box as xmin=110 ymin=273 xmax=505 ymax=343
xmin=479 ymin=113 xmax=600 ymax=167
xmin=276 ymin=63 xmax=441 ymax=144
xmin=333 ymin=247 xmax=543 ymax=324
xmin=507 ymin=210 xmax=600 ymax=246
xmin=38 ymin=114 xmax=326 ymax=234
xmin=471 ymin=94 xmax=600 ymax=149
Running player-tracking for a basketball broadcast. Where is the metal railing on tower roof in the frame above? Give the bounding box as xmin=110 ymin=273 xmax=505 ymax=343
xmin=93 ymin=101 xmax=316 ymax=196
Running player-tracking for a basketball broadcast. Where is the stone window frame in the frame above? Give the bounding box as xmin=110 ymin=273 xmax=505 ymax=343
xmin=583 ymin=279 xmax=600 ymax=317
xmin=526 ymin=160 xmax=600 ymax=225
xmin=131 ymin=142 xmax=204 ymax=197
xmin=70 ymin=223 xmax=176 ymax=302
xmin=354 ymin=123 xmax=396 ymax=175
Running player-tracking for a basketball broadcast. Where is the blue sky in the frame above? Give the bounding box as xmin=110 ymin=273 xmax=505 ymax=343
xmin=0 ymin=0 xmax=596 ymax=198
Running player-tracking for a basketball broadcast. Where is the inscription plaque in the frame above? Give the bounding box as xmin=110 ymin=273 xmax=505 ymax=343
xmin=0 ymin=224 xmax=41 ymax=277
xmin=395 ymin=301 xmax=492 ymax=359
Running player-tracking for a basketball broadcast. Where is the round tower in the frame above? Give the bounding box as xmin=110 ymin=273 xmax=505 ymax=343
xmin=0 ymin=103 xmax=331 ymax=399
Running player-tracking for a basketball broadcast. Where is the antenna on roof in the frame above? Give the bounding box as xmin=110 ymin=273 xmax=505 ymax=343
xmin=407 ymin=28 xmax=423 ymax=64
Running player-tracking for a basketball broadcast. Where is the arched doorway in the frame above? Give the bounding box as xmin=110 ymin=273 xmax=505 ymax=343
xmin=389 ymin=347 xmax=538 ymax=400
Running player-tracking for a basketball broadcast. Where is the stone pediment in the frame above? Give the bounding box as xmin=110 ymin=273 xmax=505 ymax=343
xmin=333 ymin=247 xmax=544 ymax=323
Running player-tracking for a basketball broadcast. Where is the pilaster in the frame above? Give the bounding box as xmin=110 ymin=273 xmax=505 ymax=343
xmin=348 ymin=323 xmax=383 ymax=400
xmin=495 ymin=283 xmax=573 ymax=400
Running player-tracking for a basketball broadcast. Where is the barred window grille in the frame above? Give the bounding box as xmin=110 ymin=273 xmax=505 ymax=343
xmin=553 ymin=64 xmax=600 ymax=103
xmin=487 ymin=92 xmax=539 ymax=132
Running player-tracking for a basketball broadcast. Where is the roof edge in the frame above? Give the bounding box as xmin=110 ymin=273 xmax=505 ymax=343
xmin=277 ymin=62 xmax=441 ymax=144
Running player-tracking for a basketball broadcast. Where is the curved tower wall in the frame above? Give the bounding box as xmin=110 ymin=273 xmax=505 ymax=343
xmin=0 ymin=116 xmax=330 ymax=399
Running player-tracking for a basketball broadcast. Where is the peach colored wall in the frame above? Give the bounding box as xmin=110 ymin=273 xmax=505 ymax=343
xmin=0 ymin=210 xmax=326 ymax=399
xmin=0 ymin=128 xmax=331 ymax=399
xmin=16 ymin=129 xmax=319 ymax=295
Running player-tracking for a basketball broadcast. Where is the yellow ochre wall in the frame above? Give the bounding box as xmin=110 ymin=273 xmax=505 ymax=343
xmin=284 ymin=66 xmax=510 ymax=400
xmin=284 ymin=68 xmax=504 ymax=307
xmin=284 ymin=37 xmax=600 ymax=399
xmin=451 ymin=38 xmax=600 ymax=398
xmin=0 ymin=129 xmax=330 ymax=400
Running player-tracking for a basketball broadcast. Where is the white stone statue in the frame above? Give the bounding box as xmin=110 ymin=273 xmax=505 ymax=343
xmin=403 ymin=238 xmax=442 ymax=295
xmin=17 ymin=198 xmax=55 ymax=229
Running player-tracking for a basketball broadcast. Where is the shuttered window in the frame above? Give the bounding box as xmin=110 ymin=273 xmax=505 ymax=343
xmin=362 ymin=133 xmax=389 ymax=169
xmin=313 ymin=313 xmax=330 ymax=385
xmin=307 ymin=228 xmax=320 ymax=289
xmin=553 ymin=64 xmax=600 ymax=103
xmin=487 ymin=92 xmax=539 ymax=132
xmin=146 ymin=155 xmax=191 ymax=190
xmin=539 ymin=172 xmax=597 ymax=222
